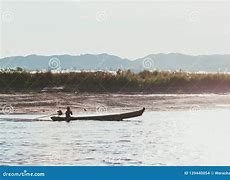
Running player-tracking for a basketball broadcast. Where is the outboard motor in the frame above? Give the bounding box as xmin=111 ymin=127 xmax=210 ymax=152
xmin=57 ymin=110 xmax=63 ymax=116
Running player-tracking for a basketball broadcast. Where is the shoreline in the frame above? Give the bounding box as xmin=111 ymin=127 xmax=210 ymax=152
xmin=1 ymin=92 xmax=230 ymax=115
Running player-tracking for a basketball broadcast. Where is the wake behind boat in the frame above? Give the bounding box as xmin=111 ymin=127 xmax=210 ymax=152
xmin=51 ymin=107 xmax=145 ymax=121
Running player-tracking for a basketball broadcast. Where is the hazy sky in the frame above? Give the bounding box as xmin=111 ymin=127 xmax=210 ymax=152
xmin=1 ymin=1 xmax=230 ymax=59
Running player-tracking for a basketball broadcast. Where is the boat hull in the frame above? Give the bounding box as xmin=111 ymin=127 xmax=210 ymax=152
xmin=51 ymin=107 xmax=145 ymax=121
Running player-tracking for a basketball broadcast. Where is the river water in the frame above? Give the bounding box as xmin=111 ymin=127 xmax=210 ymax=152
xmin=1 ymin=105 xmax=230 ymax=166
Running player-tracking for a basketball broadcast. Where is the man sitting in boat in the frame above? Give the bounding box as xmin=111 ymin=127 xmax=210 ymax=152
xmin=65 ymin=106 xmax=73 ymax=118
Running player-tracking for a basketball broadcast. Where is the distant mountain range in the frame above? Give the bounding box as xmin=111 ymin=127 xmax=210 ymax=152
xmin=0 ymin=53 xmax=230 ymax=72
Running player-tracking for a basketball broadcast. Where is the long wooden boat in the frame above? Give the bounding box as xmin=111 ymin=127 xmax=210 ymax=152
xmin=51 ymin=107 xmax=145 ymax=121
